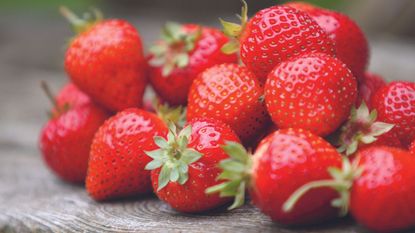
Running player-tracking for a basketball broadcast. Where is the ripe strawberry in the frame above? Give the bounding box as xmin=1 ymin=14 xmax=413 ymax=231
xmin=410 ymin=141 xmax=415 ymax=154
xmin=286 ymin=2 xmax=369 ymax=81
xmin=284 ymin=146 xmax=415 ymax=232
xmin=86 ymin=108 xmax=168 ymax=201
xmin=221 ymin=2 xmax=335 ymax=83
xmin=62 ymin=7 xmax=147 ymax=112
xmin=148 ymin=23 xmax=237 ymax=105
xmin=336 ymin=102 xmax=396 ymax=156
xmin=187 ymin=63 xmax=269 ymax=144
xmin=371 ymin=81 xmax=415 ymax=147
xmin=350 ymin=147 xmax=415 ymax=232
xmin=207 ymin=128 xmax=343 ymax=225
xmin=356 ymin=72 xmax=386 ymax=108
xmin=265 ymin=53 xmax=357 ymax=137
xmin=145 ymin=118 xmax=240 ymax=213
xmin=39 ymin=82 xmax=109 ymax=183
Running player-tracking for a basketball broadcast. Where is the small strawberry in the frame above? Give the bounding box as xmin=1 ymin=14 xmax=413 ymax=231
xmin=336 ymin=102 xmax=396 ymax=156
xmin=187 ymin=63 xmax=269 ymax=144
xmin=62 ymin=7 xmax=147 ymax=112
xmin=86 ymin=108 xmax=168 ymax=201
xmin=286 ymin=2 xmax=369 ymax=81
xmin=284 ymin=146 xmax=415 ymax=233
xmin=371 ymin=81 xmax=415 ymax=147
xmin=148 ymin=23 xmax=237 ymax=105
xmin=207 ymin=128 xmax=343 ymax=225
xmin=39 ymin=82 xmax=109 ymax=183
xmin=356 ymin=72 xmax=386 ymax=108
xmin=220 ymin=1 xmax=335 ymax=83
xmin=265 ymin=53 xmax=357 ymax=137
xmin=145 ymin=118 xmax=240 ymax=213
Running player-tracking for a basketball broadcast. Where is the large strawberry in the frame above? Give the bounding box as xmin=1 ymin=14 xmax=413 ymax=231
xmin=220 ymin=1 xmax=335 ymax=83
xmin=284 ymin=146 xmax=415 ymax=232
xmin=148 ymin=23 xmax=237 ymax=105
xmin=145 ymin=118 xmax=240 ymax=213
xmin=371 ymin=81 xmax=415 ymax=147
xmin=62 ymin=7 xmax=147 ymax=112
xmin=86 ymin=108 xmax=167 ymax=201
xmin=264 ymin=53 xmax=357 ymax=137
xmin=356 ymin=72 xmax=386 ymax=108
xmin=187 ymin=63 xmax=269 ymax=144
xmin=39 ymin=82 xmax=109 ymax=183
xmin=286 ymin=2 xmax=369 ymax=81
xmin=207 ymin=128 xmax=343 ymax=225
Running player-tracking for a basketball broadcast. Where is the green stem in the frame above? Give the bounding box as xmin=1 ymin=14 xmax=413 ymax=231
xmin=40 ymin=80 xmax=59 ymax=111
xmin=282 ymin=179 xmax=347 ymax=213
xmin=59 ymin=6 xmax=87 ymax=34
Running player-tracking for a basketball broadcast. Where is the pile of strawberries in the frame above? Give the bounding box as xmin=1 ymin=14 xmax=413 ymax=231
xmin=39 ymin=2 xmax=415 ymax=232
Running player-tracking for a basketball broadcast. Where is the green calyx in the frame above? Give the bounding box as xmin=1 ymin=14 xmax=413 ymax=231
xmin=205 ymin=141 xmax=252 ymax=210
xmin=283 ymin=157 xmax=364 ymax=216
xmin=219 ymin=0 xmax=248 ymax=54
xmin=153 ymin=99 xmax=187 ymax=129
xmin=149 ymin=22 xmax=202 ymax=77
xmin=145 ymin=123 xmax=202 ymax=191
xmin=337 ymin=102 xmax=394 ymax=156
xmin=40 ymin=80 xmax=70 ymax=119
xmin=60 ymin=6 xmax=103 ymax=34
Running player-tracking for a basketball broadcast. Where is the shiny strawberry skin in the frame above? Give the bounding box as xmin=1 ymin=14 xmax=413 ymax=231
xmin=356 ymin=72 xmax=386 ymax=108
xmin=251 ymin=128 xmax=342 ymax=225
xmin=351 ymin=147 xmax=415 ymax=232
xmin=287 ymin=2 xmax=369 ymax=81
xmin=65 ymin=20 xmax=147 ymax=112
xmin=410 ymin=141 xmax=415 ymax=154
xmin=40 ymin=84 xmax=109 ymax=183
xmin=265 ymin=53 xmax=357 ymax=137
xmin=371 ymin=82 xmax=415 ymax=147
xmin=187 ymin=63 xmax=269 ymax=144
xmin=86 ymin=108 xmax=168 ymax=201
xmin=148 ymin=25 xmax=238 ymax=105
xmin=240 ymin=5 xmax=335 ymax=83
xmin=152 ymin=118 xmax=240 ymax=213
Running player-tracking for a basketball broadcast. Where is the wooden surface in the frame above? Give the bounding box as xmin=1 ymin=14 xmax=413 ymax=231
xmin=0 ymin=13 xmax=414 ymax=233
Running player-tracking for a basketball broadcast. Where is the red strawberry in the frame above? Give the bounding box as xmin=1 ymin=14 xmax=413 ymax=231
xmin=86 ymin=108 xmax=168 ymax=201
xmin=410 ymin=141 xmax=415 ymax=154
xmin=207 ymin=128 xmax=343 ymax=225
xmin=336 ymin=102 xmax=396 ymax=156
xmin=187 ymin=63 xmax=269 ymax=144
xmin=284 ymin=146 xmax=415 ymax=232
xmin=39 ymin=82 xmax=109 ymax=183
xmin=265 ymin=53 xmax=358 ymax=137
xmin=371 ymin=81 xmax=415 ymax=147
xmin=62 ymin=7 xmax=147 ymax=112
xmin=145 ymin=118 xmax=240 ymax=213
xmin=286 ymin=2 xmax=369 ymax=81
xmin=221 ymin=2 xmax=335 ymax=83
xmin=148 ymin=23 xmax=237 ymax=105
xmin=356 ymin=72 xmax=386 ymax=108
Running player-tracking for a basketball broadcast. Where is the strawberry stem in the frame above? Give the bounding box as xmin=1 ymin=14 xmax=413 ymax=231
xmin=60 ymin=6 xmax=103 ymax=34
xmin=40 ymin=80 xmax=58 ymax=111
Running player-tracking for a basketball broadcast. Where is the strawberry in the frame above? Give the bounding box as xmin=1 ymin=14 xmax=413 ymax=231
xmin=86 ymin=108 xmax=168 ymax=201
xmin=62 ymin=7 xmax=147 ymax=112
xmin=284 ymin=146 xmax=415 ymax=232
xmin=356 ymin=72 xmax=386 ymax=108
xmin=336 ymin=102 xmax=396 ymax=156
xmin=145 ymin=118 xmax=240 ymax=213
xmin=148 ymin=23 xmax=237 ymax=105
xmin=286 ymin=2 xmax=369 ymax=81
xmin=221 ymin=1 xmax=335 ymax=83
xmin=39 ymin=82 xmax=109 ymax=183
xmin=187 ymin=63 xmax=269 ymax=144
xmin=371 ymin=81 xmax=415 ymax=147
xmin=207 ymin=128 xmax=343 ymax=225
xmin=264 ymin=53 xmax=358 ymax=137
xmin=410 ymin=141 xmax=415 ymax=154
